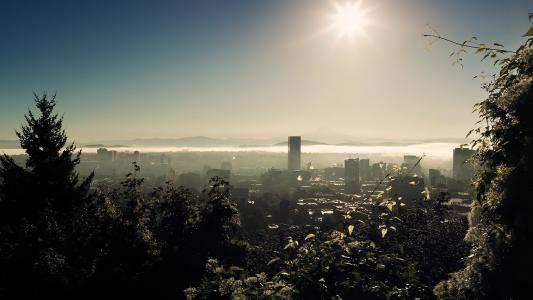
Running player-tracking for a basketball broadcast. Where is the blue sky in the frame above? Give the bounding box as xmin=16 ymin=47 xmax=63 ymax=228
xmin=0 ymin=0 xmax=531 ymax=141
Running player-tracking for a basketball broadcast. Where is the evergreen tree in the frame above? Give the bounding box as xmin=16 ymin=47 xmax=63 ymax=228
xmin=0 ymin=93 xmax=94 ymax=295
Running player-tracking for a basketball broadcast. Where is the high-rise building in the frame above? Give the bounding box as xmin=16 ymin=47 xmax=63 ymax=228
xmin=428 ymin=169 xmax=444 ymax=187
xmin=359 ymin=159 xmax=370 ymax=181
xmin=453 ymin=147 xmax=475 ymax=181
xmin=403 ymin=155 xmax=422 ymax=175
xmin=97 ymin=148 xmax=113 ymax=162
xmin=371 ymin=162 xmax=386 ymax=180
xmin=288 ymin=136 xmax=301 ymax=171
xmin=344 ymin=158 xmax=360 ymax=193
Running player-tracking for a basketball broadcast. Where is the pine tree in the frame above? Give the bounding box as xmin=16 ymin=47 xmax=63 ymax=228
xmin=0 ymin=93 xmax=94 ymax=295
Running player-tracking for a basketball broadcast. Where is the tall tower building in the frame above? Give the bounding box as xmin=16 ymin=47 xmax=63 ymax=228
xmin=453 ymin=147 xmax=475 ymax=181
xmin=428 ymin=169 xmax=442 ymax=187
xmin=288 ymin=136 xmax=301 ymax=171
xmin=345 ymin=158 xmax=360 ymax=193
xmin=403 ymin=155 xmax=422 ymax=176
xmin=359 ymin=159 xmax=370 ymax=181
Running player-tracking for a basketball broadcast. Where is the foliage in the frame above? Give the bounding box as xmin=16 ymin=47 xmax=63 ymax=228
xmin=0 ymin=93 xmax=94 ymax=295
xmin=434 ymin=21 xmax=533 ymax=299
xmin=191 ymin=197 xmax=467 ymax=300
xmin=0 ymin=95 xmax=245 ymax=298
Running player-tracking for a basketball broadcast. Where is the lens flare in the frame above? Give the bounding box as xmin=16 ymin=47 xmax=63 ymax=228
xmin=327 ymin=0 xmax=370 ymax=41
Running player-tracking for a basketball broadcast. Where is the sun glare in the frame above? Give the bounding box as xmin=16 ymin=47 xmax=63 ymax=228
xmin=327 ymin=0 xmax=370 ymax=41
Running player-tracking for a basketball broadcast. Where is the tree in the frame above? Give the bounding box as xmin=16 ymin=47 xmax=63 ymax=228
xmin=432 ymin=20 xmax=533 ymax=299
xmin=0 ymin=93 xmax=94 ymax=295
xmin=196 ymin=177 xmax=246 ymax=266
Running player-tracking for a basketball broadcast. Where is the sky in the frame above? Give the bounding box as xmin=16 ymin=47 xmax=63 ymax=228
xmin=0 ymin=0 xmax=531 ymax=142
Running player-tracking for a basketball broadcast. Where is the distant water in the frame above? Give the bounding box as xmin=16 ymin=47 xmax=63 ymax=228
xmin=1 ymin=142 xmax=459 ymax=158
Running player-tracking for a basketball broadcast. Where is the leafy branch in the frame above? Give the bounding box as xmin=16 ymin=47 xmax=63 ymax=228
xmin=423 ymin=25 xmax=516 ymax=69
xmin=423 ymin=34 xmax=515 ymax=54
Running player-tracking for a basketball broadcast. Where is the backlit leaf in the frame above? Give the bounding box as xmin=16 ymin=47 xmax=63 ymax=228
xmin=381 ymin=228 xmax=388 ymax=238
xmin=523 ymin=26 xmax=533 ymax=37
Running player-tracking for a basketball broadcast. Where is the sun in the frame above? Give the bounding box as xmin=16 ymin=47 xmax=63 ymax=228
xmin=327 ymin=0 xmax=370 ymax=40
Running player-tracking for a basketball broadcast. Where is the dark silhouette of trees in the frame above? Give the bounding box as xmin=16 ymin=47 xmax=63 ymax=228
xmin=0 ymin=94 xmax=246 ymax=298
xmin=0 ymin=93 xmax=94 ymax=295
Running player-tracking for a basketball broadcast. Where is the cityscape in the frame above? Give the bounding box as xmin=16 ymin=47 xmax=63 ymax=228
xmin=0 ymin=0 xmax=531 ymax=299
xmin=65 ymin=136 xmax=476 ymax=227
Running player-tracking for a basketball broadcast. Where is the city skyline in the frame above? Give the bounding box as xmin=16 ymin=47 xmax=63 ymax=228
xmin=1 ymin=0 xmax=531 ymax=141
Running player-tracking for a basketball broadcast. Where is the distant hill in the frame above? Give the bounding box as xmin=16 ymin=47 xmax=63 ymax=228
xmin=86 ymin=136 xmax=286 ymax=148
xmin=340 ymin=138 xmax=469 ymax=146
xmin=2 ymin=136 xmax=470 ymax=150
xmin=339 ymin=141 xmax=414 ymax=146
xmin=274 ymin=140 xmax=328 ymax=146
xmin=82 ymin=144 xmax=130 ymax=148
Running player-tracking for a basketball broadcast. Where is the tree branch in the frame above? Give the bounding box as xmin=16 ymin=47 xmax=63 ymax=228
xmin=423 ymin=34 xmax=515 ymax=53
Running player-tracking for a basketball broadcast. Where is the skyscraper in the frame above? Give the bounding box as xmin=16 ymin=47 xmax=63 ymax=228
xmin=403 ymin=155 xmax=422 ymax=176
xmin=345 ymin=158 xmax=360 ymax=193
xmin=429 ymin=169 xmax=443 ymax=187
xmin=288 ymin=136 xmax=301 ymax=171
xmin=359 ymin=159 xmax=370 ymax=181
xmin=453 ymin=147 xmax=475 ymax=181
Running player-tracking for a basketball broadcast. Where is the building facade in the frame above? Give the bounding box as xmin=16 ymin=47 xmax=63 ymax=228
xmin=453 ymin=147 xmax=475 ymax=181
xmin=344 ymin=158 xmax=360 ymax=193
xmin=288 ymin=136 xmax=301 ymax=171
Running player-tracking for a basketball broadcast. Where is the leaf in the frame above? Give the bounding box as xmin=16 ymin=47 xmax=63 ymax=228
xmin=476 ymin=45 xmax=486 ymax=53
xmin=305 ymin=233 xmax=316 ymax=241
xmin=493 ymin=42 xmax=504 ymax=47
xmin=386 ymin=202 xmax=395 ymax=212
xmin=400 ymin=202 xmax=406 ymax=207
xmin=409 ymin=181 xmax=416 ymax=185
xmin=523 ymin=26 xmax=533 ymax=37
xmin=380 ymin=228 xmax=388 ymax=238
xmin=389 ymin=226 xmax=397 ymax=231
xmin=348 ymin=224 xmax=355 ymax=236
xmin=267 ymin=257 xmax=280 ymax=266
xmin=421 ymin=187 xmax=431 ymax=200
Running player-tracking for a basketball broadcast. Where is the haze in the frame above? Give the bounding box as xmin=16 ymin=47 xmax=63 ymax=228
xmin=0 ymin=0 xmax=530 ymax=141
